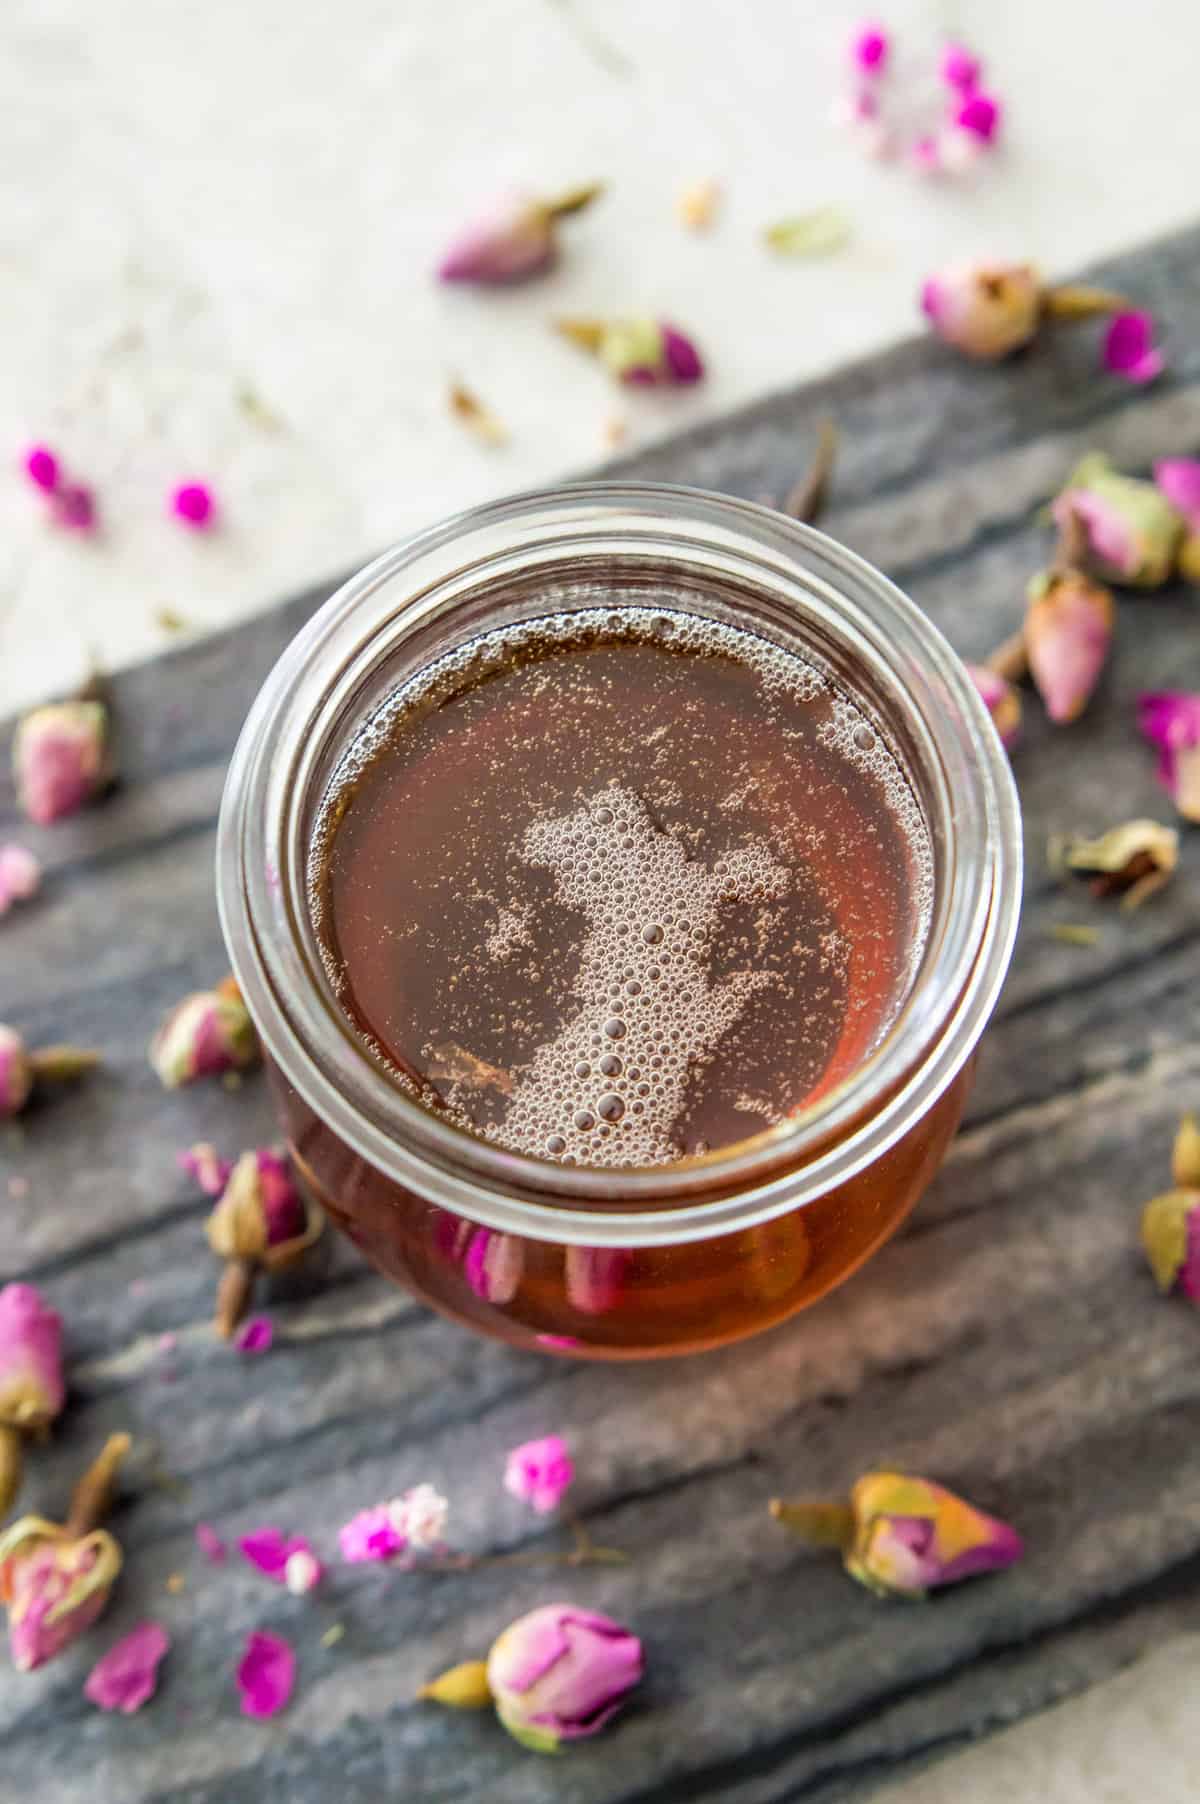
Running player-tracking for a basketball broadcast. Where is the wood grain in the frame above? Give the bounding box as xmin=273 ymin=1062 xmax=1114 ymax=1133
xmin=2 ymin=227 xmax=1200 ymax=1804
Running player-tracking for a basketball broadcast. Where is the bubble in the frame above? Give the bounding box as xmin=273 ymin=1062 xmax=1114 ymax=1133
xmin=546 ymin=1134 xmax=566 ymax=1155
xmin=625 ymin=980 xmax=642 ymax=997
xmin=574 ymin=1110 xmax=596 ymax=1132
xmin=597 ymin=1093 xmax=625 ymax=1122
xmin=641 ymin=924 xmax=663 ymax=945
xmin=574 ymin=1060 xmax=591 ymax=1079
xmin=603 ymin=1017 xmax=627 ymax=1040
xmin=599 ymin=1053 xmax=623 ymax=1077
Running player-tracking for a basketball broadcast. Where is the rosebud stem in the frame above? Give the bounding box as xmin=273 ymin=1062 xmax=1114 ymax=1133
xmin=983 ymin=628 xmax=1029 ymax=683
xmin=1043 ymin=283 xmax=1131 ymax=321
xmin=783 ymin=419 xmax=838 ymax=526
xmin=215 ymin=1257 xmax=257 ymax=1338
xmin=0 ymin=1423 xmax=23 ymax=1517
xmin=1052 ymin=506 xmax=1089 ymax=574
xmin=564 ymin=1505 xmax=630 ymax=1567
xmin=28 ymin=1047 xmax=102 ymax=1083
xmin=65 ymin=1431 xmax=131 ymax=1538
xmin=769 ymin=1497 xmax=856 ymax=1549
xmin=555 ymin=317 xmax=606 ymax=354
xmin=418 ymin=1659 xmax=493 ymax=1708
xmin=545 ymin=182 xmax=604 ymax=221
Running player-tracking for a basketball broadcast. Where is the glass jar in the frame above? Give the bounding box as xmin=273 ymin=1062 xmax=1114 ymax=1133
xmin=218 ymin=485 xmax=1020 ymax=1359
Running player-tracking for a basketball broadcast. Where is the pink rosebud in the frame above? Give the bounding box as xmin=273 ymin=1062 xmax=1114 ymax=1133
xmin=13 ymin=698 xmax=109 ymax=825
xmin=967 ymin=664 xmax=1021 ymax=750
xmin=463 ymin=1227 xmax=524 ymax=1303
xmin=339 ymin=1504 xmax=407 ymax=1564
xmin=0 ymin=844 xmax=42 ymax=914
xmin=178 ymin=1141 xmax=233 ymax=1197
xmin=940 ymin=41 xmax=981 ymax=90
xmin=1139 ymin=692 xmax=1200 ymax=821
xmin=150 ymin=978 xmax=258 ymax=1088
xmin=235 ymin=1628 xmax=295 ymax=1718
xmin=557 ymin=316 xmax=705 ymax=387
xmin=1103 ymin=311 xmax=1165 ymax=385
xmin=438 ymin=184 xmax=602 ymax=284
xmin=0 ymin=1283 xmax=66 ymax=1429
xmin=84 ymin=1620 xmax=169 ymax=1713
xmin=485 ymin=1603 xmax=643 ymax=1751
xmin=23 ymin=445 xmax=60 ymax=492
xmin=234 ymin=1316 xmax=273 ymax=1354
xmin=1153 ymin=458 xmax=1200 ymax=528
xmin=194 ymin=1522 xmax=227 ymax=1563
xmin=1052 ymin=454 xmax=1183 ymax=587
xmin=920 ymin=260 xmax=1041 ymax=361
xmin=206 ymin=1146 xmax=320 ymax=1338
xmin=51 ymin=484 xmax=97 ymax=531
xmin=849 ymin=23 xmax=888 ymax=74
xmin=170 ymin=481 xmax=216 ymax=528
xmin=388 ymin=1483 xmax=449 ymax=1551
xmin=504 ymin=1435 xmax=575 ymax=1514
xmin=954 ymin=91 xmax=1001 ymax=143
xmin=0 ymin=1520 xmax=123 ymax=1670
xmin=1024 ymin=567 xmax=1114 ymax=723
xmin=0 ymin=1026 xmax=33 ymax=1120
xmin=773 ymin=1470 xmax=1023 ymax=1598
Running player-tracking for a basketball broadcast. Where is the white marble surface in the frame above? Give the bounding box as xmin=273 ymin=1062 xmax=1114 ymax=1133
xmin=3 ymin=2 xmax=1200 ymax=1797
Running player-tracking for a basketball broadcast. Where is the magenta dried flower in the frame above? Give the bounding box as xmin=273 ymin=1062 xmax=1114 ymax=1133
xmin=0 ymin=844 xmax=42 ymax=915
xmin=235 ymin=1628 xmax=295 ymax=1718
xmin=84 ymin=1620 xmax=169 ymax=1713
xmin=1052 ymin=454 xmax=1183 ymax=587
xmin=940 ymin=42 xmax=981 ymax=91
xmin=437 ymin=183 xmax=602 ymax=284
xmin=1024 ymin=566 xmax=1114 ymax=723
xmin=556 ymin=316 xmax=704 ymax=387
xmin=149 ymin=976 xmax=258 ymax=1088
xmin=14 ymin=697 xmax=110 ymax=825
xmin=1139 ymin=692 xmax=1200 ymax=822
xmin=504 ymin=1436 xmax=575 ymax=1515
xmin=239 ymin=1527 xmax=321 ymax=1591
xmin=1104 ymin=311 xmax=1165 ymax=385
xmin=773 ymin=1469 xmax=1023 ymax=1599
xmin=23 ymin=445 xmax=60 ymax=493
xmin=0 ymin=1432 xmax=129 ymax=1671
xmin=234 ymin=1316 xmax=274 ymax=1354
xmin=484 ymin=1603 xmax=643 ymax=1752
xmin=171 ymin=482 xmax=216 ymax=528
xmin=954 ymin=91 xmax=1001 ymax=143
xmin=967 ymin=664 xmax=1021 ymax=750
xmin=850 ymin=23 xmax=888 ymax=74
xmin=0 ymin=1283 xmax=66 ymax=1516
xmin=205 ymin=1145 xmax=321 ymax=1337
xmin=0 ymin=1023 xmax=100 ymax=1122
xmin=339 ymin=1504 xmax=407 ymax=1564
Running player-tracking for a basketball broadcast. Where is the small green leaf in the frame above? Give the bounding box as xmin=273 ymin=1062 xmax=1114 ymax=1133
xmin=764 ymin=209 xmax=851 ymax=258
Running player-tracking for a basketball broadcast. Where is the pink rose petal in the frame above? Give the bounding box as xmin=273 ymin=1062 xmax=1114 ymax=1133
xmin=338 ymin=1505 xmax=406 ymax=1563
xmin=940 ymin=42 xmax=981 ymax=91
xmin=178 ymin=1142 xmax=233 ymax=1197
xmin=84 ymin=1621 xmax=170 ymax=1714
xmin=239 ymin=1528 xmax=318 ymax=1584
xmin=234 ymin=1315 xmax=274 ymax=1354
xmin=24 ymin=445 xmax=60 ymax=492
xmin=955 ymin=91 xmax=1001 ymax=143
xmin=1104 ymin=312 xmax=1165 ymax=384
xmin=1154 ymin=458 xmax=1200 ymax=527
xmin=850 ymin=23 xmax=888 ymax=74
xmin=236 ymin=1629 xmax=295 ymax=1719
xmin=195 ymin=1522 xmax=227 ymax=1563
xmin=504 ymin=1434 xmax=575 ymax=1514
xmin=171 ymin=482 xmax=216 ymax=528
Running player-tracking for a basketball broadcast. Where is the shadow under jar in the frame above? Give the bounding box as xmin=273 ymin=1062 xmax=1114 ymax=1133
xmin=218 ymin=485 xmax=1020 ymax=1359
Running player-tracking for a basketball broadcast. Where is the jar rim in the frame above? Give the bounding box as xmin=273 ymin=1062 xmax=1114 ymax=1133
xmin=218 ymin=483 xmax=1021 ymax=1246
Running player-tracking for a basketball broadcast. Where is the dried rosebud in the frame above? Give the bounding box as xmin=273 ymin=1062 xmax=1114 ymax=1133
xmin=1154 ymin=460 xmax=1200 ymax=582
xmin=339 ymin=1504 xmax=406 ymax=1564
xmin=0 ymin=1024 xmax=100 ymax=1121
xmin=13 ymin=698 xmax=109 ymax=825
xmin=1138 ymin=692 xmax=1200 ymax=822
xmin=772 ymin=1470 xmax=1022 ymax=1598
xmin=920 ymin=261 xmax=1041 ymax=360
xmin=149 ymin=977 xmax=258 ymax=1087
xmin=484 ymin=1604 xmax=643 ymax=1751
xmin=0 ymin=1284 xmax=65 ymax=1516
xmin=205 ymin=1147 xmax=322 ymax=1337
xmin=556 ymin=316 xmax=704 ymax=387
xmin=437 ymin=184 xmax=602 ymax=284
xmin=504 ymin=1436 xmax=574 ymax=1514
xmin=1052 ymin=454 xmax=1183 ymax=588
xmin=0 ymin=1433 xmax=129 ymax=1671
xmin=1141 ymin=1120 xmax=1200 ymax=1300
xmin=1058 ymin=819 xmax=1178 ymax=909
xmin=1103 ymin=311 xmax=1165 ymax=385
xmin=967 ymin=663 xmax=1021 ymax=750
xmin=1024 ymin=566 xmax=1114 ymax=722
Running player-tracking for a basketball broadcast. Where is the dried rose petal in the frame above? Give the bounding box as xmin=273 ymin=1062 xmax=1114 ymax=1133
xmin=849 ymin=23 xmax=888 ymax=73
xmin=940 ymin=41 xmax=981 ymax=90
xmin=504 ymin=1435 xmax=575 ymax=1514
xmin=920 ymin=261 xmax=1041 ymax=360
xmin=339 ymin=1505 xmax=406 ymax=1564
xmin=235 ymin=1628 xmax=295 ymax=1718
xmin=170 ymin=482 xmax=216 ymax=528
xmin=1024 ymin=567 xmax=1114 ymax=722
xmin=13 ymin=699 xmax=109 ymax=825
xmin=234 ymin=1316 xmax=273 ymax=1354
xmin=1104 ymin=311 xmax=1165 ymax=384
xmin=194 ymin=1522 xmax=227 ymax=1563
xmin=954 ymin=91 xmax=1001 ymax=143
xmin=1153 ymin=458 xmax=1200 ymax=527
xmin=239 ymin=1527 xmax=320 ymax=1592
xmin=1139 ymin=692 xmax=1200 ymax=821
xmin=178 ymin=1142 xmax=233 ymax=1198
xmin=0 ymin=845 xmax=42 ymax=914
xmin=485 ymin=1603 xmax=643 ymax=1751
xmin=967 ymin=664 xmax=1021 ymax=750
xmin=84 ymin=1620 xmax=169 ymax=1713
xmin=23 ymin=445 xmax=60 ymax=492
xmin=50 ymin=485 xmax=97 ymax=532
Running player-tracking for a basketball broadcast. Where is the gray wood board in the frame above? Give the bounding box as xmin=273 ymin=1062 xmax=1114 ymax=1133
xmin=3 ymin=225 xmax=1200 ymax=1804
